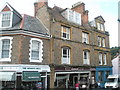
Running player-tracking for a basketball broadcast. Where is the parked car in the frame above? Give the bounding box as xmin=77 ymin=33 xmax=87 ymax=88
xmin=105 ymin=75 xmax=120 ymax=88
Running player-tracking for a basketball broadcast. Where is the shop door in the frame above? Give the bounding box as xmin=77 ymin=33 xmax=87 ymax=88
xmin=73 ymin=76 xmax=78 ymax=85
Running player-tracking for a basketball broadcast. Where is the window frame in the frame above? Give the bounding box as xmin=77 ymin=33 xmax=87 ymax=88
xmin=97 ymin=22 xmax=105 ymax=31
xmin=82 ymin=32 xmax=89 ymax=44
xmin=0 ymin=37 xmax=13 ymax=62
xmin=83 ymin=50 xmax=90 ymax=65
xmin=29 ymin=38 xmax=43 ymax=63
xmin=61 ymin=47 xmax=70 ymax=64
xmin=102 ymin=38 xmax=106 ymax=47
xmin=98 ymin=36 xmax=102 ymax=46
xmin=103 ymin=53 xmax=107 ymax=65
xmin=99 ymin=53 xmax=103 ymax=65
xmin=61 ymin=26 xmax=70 ymax=40
xmin=0 ymin=11 xmax=13 ymax=28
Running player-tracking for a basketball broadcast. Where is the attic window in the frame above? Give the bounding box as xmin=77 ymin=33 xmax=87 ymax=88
xmin=0 ymin=12 xmax=12 ymax=28
xmin=97 ymin=22 xmax=104 ymax=31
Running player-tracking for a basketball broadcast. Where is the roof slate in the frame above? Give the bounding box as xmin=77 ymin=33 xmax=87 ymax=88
xmin=0 ymin=14 xmax=49 ymax=35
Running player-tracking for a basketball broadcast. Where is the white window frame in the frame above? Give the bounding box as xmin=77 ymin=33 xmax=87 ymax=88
xmin=98 ymin=36 xmax=102 ymax=46
xmin=99 ymin=53 xmax=103 ymax=65
xmin=103 ymin=54 xmax=107 ymax=65
xmin=29 ymin=38 xmax=43 ymax=62
xmin=83 ymin=50 xmax=90 ymax=65
xmin=61 ymin=26 xmax=70 ymax=40
xmin=61 ymin=47 xmax=70 ymax=64
xmin=82 ymin=32 xmax=89 ymax=44
xmin=97 ymin=22 xmax=104 ymax=31
xmin=0 ymin=11 xmax=13 ymax=28
xmin=102 ymin=38 xmax=105 ymax=47
xmin=0 ymin=37 xmax=13 ymax=62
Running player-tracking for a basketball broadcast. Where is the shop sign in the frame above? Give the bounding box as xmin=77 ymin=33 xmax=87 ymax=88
xmin=22 ymin=71 xmax=41 ymax=81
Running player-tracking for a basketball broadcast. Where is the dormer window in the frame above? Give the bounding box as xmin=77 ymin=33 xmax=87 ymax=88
xmin=1 ymin=11 xmax=12 ymax=27
xmin=97 ymin=22 xmax=105 ymax=31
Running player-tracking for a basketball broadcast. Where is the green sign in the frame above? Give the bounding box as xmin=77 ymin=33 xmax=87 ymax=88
xmin=22 ymin=71 xmax=41 ymax=81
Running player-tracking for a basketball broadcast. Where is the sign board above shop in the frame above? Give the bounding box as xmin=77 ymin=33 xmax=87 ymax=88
xmin=0 ymin=64 xmax=50 ymax=72
xmin=22 ymin=71 xmax=41 ymax=81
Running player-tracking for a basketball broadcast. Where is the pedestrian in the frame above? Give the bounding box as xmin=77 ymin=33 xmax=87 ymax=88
xmin=75 ymin=81 xmax=80 ymax=90
xmin=97 ymin=81 xmax=101 ymax=88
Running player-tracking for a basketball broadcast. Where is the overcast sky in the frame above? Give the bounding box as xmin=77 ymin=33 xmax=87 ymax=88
xmin=0 ymin=0 xmax=118 ymax=47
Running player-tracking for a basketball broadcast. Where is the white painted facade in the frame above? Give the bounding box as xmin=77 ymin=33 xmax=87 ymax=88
xmin=112 ymin=55 xmax=120 ymax=75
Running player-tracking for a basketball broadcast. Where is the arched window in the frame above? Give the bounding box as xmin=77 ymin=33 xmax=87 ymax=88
xmin=61 ymin=47 xmax=70 ymax=64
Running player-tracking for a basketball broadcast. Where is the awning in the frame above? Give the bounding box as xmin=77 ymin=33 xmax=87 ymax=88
xmin=0 ymin=72 xmax=16 ymax=81
xmin=22 ymin=71 xmax=41 ymax=81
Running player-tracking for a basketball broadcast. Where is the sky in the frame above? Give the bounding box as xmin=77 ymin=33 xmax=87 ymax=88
xmin=0 ymin=0 xmax=118 ymax=47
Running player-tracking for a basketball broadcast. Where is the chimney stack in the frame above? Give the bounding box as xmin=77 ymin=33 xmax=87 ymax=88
xmin=34 ymin=0 xmax=48 ymax=17
xmin=71 ymin=1 xmax=89 ymax=24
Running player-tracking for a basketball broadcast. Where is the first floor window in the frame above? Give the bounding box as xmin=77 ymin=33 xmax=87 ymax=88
xmin=1 ymin=39 xmax=10 ymax=58
xmin=83 ymin=50 xmax=90 ymax=65
xmin=99 ymin=53 xmax=102 ymax=65
xmin=62 ymin=47 xmax=70 ymax=64
xmin=29 ymin=38 xmax=43 ymax=62
xmin=0 ymin=37 xmax=13 ymax=61
xmin=103 ymin=54 xmax=107 ymax=65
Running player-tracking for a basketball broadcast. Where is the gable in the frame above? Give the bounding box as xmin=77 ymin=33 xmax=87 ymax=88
xmin=2 ymin=5 xmax=11 ymax=12
xmin=95 ymin=16 xmax=105 ymax=23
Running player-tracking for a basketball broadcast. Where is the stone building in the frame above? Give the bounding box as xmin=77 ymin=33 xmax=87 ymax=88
xmin=34 ymin=1 xmax=112 ymax=88
xmin=0 ymin=1 xmax=112 ymax=89
xmin=0 ymin=2 xmax=50 ymax=89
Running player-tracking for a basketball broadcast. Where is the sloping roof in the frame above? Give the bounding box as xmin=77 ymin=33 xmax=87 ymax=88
xmin=48 ymin=6 xmax=68 ymax=23
xmin=95 ymin=16 xmax=105 ymax=23
xmin=0 ymin=14 xmax=49 ymax=35
xmin=1 ymin=2 xmax=22 ymax=19
xmin=22 ymin=14 xmax=49 ymax=35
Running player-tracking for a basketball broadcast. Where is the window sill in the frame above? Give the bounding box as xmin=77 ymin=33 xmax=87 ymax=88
xmin=30 ymin=60 xmax=42 ymax=63
xmin=0 ymin=58 xmax=11 ymax=62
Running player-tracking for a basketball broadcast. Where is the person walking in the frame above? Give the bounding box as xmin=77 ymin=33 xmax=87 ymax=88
xmin=75 ymin=81 xmax=80 ymax=90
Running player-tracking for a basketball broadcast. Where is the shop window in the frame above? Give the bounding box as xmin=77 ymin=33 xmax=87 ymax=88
xmin=0 ymin=37 xmax=13 ymax=61
xmin=98 ymin=71 xmax=103 ymax=81
xmin=29 ymin=38 xmax=43 ymax=62
xmin=83 ymin=50 xmax=90 ymax=65
xmin=62 ymin=47 xmax=70 ymax=64
xmin=106 ymin=71 xmax=110 ymax=78
xmin=61 ymin=26 xmax=70 ymax=40
xmin=99 ymin=53 xmax=102 ymax=65
xmin=82 ymin=32 xmax=89 ymax=44
xmin=0 ymin=11 xmax=12 ymax=28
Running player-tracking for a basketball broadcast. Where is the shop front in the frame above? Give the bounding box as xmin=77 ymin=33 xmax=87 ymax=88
xmin=53 ymin=65 xmax=96 ymax=88
xmin=95 ymin=66 xmax=112 ymax=88
xmin=0 ymin=64 xmax=50 ymax=89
